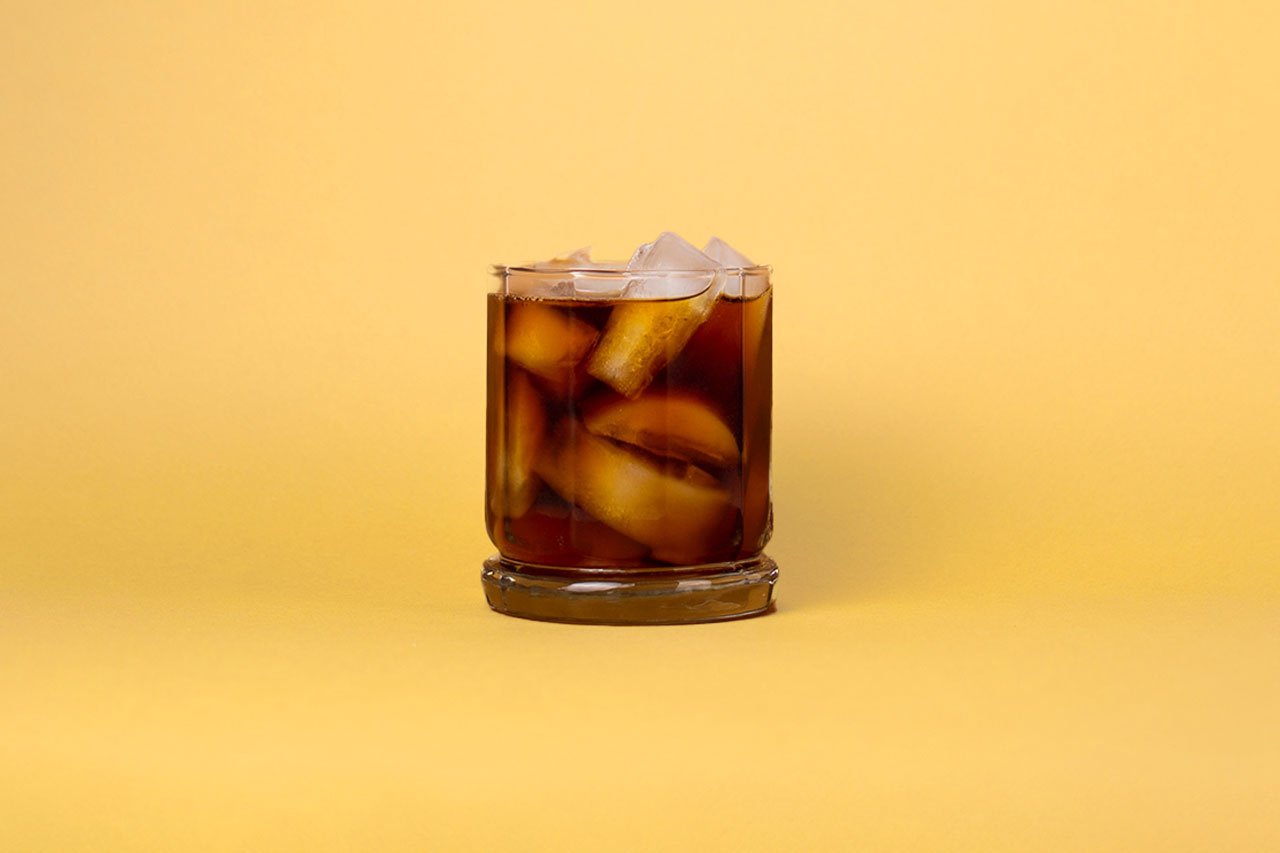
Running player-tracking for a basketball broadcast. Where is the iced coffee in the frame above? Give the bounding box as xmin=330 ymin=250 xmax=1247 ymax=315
xmin=483 ymin=233 xmax=775 ymax=623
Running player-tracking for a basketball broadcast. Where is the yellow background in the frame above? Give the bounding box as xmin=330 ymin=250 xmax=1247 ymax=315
xmin=2 ymin=1 xmax=1277 ymax=849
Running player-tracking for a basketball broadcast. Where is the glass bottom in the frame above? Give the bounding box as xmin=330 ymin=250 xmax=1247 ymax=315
xmin=481 ymin=555 xmax=778 ymax=625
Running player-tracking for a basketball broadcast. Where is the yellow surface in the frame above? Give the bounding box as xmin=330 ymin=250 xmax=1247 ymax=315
xmin=2 ymin=1 xmax=1277 ymax=850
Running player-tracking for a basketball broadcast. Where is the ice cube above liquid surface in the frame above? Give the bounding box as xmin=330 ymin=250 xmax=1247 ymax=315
xmin=585 ymin=233 xmax=725 ymax=397
xmin=702 ymin=236 xmax=753 ymax=269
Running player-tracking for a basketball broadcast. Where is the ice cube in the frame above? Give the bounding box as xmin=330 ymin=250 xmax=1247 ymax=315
xmin=624 ymin=232 xmax=724 ymax=299
xmin=531 ymin=247 xmax=596 ymax=269
xmin=535 ymin=420 xmax=736 ymax=565
xmin=569 ymin=273 xmax=630 ymax=299
xmin=504 ymin=269 xmax=581 ymax=299
xmin=704 ymin=236 xmax=768 ymax=298
xmin=702 ymin=236 xmax=753 ymax=269
xmin=507 ymin=248 xmax=592 ymax=299
xmin=505 ymin=302 xmax=600 ymax=389
xmin=583 ymin=392 xmax=739 ymax=470
xmin=513 ymin=248 xmax=634 ymax=299
xmin=491 ymin=370 xmax=547 ymax=518
xmin=586 ymin=233 xmax=725 ymax=397
xmin=631 ymin=232 xmax=714 ymax=268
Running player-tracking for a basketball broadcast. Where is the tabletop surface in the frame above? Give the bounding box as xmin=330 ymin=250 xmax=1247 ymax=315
xmin=5 ymin=580 xmax=1278 ymax=850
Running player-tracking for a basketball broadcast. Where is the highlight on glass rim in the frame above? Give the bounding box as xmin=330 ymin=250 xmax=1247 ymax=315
xmin=483 ymin=232 xmax=776 ymax=625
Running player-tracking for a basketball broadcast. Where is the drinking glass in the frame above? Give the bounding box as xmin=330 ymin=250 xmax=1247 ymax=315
xmin=483 ymin=259 xmax=776 ymax=623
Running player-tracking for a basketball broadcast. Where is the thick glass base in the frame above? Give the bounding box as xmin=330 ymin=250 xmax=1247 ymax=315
xmin=481 ymin=556 xmax=778 ymax=625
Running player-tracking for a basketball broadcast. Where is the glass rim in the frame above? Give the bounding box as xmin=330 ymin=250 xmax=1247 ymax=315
xmin=491 ymin=263 xmax=772 ymax=276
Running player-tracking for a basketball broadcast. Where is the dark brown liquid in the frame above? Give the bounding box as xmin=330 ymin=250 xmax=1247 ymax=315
xmin=486 ymin=290 xmax=772 ymax=570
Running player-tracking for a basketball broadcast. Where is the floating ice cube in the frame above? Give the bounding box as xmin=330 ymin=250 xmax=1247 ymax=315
xmin=629 ymin=231 xmax=716 ymax=268
xmin=505 ymin=303 xmax=599 ymax=387
xmin=702 ymin=236 xmax=753 ymax=269
xmin=624 ymin=232 xmax=724 ymax=300
xmin=704 ymin=236 xmax=767 ymax=298
xmin=538 ymin=247 xmax=593 ymax=268
xmin=507 ymin=247 xmax=631 ymax=299
xmin=569 ymin=272 xmax=630 ymax=299
xmin=586 ymin=233 xmax=726 ymax=396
